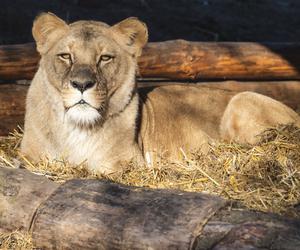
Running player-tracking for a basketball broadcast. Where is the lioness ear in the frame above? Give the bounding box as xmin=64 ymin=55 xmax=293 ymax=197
xmin=32 ymin=12 xmax=69 ymax=54
xmin=112 ymin=17 xmax=148 ymax=57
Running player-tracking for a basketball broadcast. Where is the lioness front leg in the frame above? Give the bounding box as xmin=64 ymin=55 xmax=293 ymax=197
xmin=220 ymin=92 xmax=300 ymax=144
xmin=88 ymin=143 xmax=145 ymax=174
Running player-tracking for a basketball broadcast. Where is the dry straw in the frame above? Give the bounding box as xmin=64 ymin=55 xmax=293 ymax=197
xmin=1 ymin=124 xmax=300 ymax=249
xmin=0 ymin=124 xmax=299 ymax=216
xmin=0 ymin=231 xmax=32 ymax=250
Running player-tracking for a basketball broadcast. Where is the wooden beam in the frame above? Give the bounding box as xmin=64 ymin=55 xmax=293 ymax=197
xmin=1 ymin=166 xmax=299 ymax=249
xmin=0 ymin=84 xmax=27 ymax=135
xmin=139 ymin=41 xmax=300 ymax=80
xmin=0 ymin=43 xmax=39 ymax=80
xmin=1 ymin=81 xmax=300 ymax=136
xmin=1 ymin=41 xmax=300 ymax=81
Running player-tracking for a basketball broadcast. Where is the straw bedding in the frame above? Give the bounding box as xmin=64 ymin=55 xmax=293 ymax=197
xmin=1 ymin=124 xmax=300 ymax=248
xmin=0 ymin=231 xmax=32 ymax=250
xmin=1 ymin=124 xmax=299 ymax=215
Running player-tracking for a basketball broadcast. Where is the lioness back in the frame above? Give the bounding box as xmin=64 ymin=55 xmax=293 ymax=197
xmin=138 ymin=85 xmax=234 ymax=157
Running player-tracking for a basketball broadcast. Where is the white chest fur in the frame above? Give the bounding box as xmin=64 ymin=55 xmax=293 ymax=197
xmin=61 ymin=125 xmax=102 ymax=166
xmin=48 ymin=94 xmax=139 ymax=173
xmin=58 ymin=118 xmax=125 ymax=173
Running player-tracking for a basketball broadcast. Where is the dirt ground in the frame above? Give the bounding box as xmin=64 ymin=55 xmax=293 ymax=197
xmin=1 ymin=0 xmax=300 ymax=44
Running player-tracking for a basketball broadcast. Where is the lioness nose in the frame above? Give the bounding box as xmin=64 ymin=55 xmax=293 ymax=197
xmin=70 ymin=80 xmax=95 ymax=93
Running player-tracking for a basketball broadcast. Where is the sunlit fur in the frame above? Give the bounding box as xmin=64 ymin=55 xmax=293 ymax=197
xmin=62 ymin=87 xmax=106 ymax=126
xmin=65 ymin=105 xmax=101 ymax=126
xmin=22 ymin=13 xmax=300 ymax=175
xmin=21 ymin=13 xmax=147 ymax=173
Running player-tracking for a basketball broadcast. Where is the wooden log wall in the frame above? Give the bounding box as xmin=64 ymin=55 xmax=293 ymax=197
xmin=0 ymin=84 xmax=27 ymax=135
xmin=139 ymin=41 xmax=300 ymax=80
xmin=1 ymin=41 xmax=300 ymax=81
xmin=1 ymin=166 xmax=300 ymax=249
xmin=0 ymin=40 xmax=300 ymax=135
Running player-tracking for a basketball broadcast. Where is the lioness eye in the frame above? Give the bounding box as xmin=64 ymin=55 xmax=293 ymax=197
xmin=58 ymin=53 xmax=72 ymax=62
xmin=100 ymin=55 xmax=113 ymax=62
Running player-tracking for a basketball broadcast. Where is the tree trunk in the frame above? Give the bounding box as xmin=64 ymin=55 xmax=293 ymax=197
xmin=0 ymin=166 xmax=299 ymax=249
xmin=194 ymin=206 xmax=300 ymax=250
xmin=1 ymin=41 xmax=300 ymax=81
xmin=0 ymin=166 xmax=58 ymax=233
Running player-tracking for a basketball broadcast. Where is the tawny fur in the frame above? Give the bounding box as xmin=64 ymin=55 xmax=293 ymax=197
xmin=21 ymin=13 xmax=300 ymax=174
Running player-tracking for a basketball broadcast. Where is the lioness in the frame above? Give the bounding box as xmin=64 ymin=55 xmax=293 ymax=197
xmin=21 ymin=13 xmax=300 ymax=174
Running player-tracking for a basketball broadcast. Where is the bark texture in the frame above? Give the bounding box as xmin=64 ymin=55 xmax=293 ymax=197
xmin=1 ymin=41 xmax=300 ymax=80
xmin=0 ymin=84 xmax=27 ymax=135
xmin=0 ymin=166 xmax=58 ymax=233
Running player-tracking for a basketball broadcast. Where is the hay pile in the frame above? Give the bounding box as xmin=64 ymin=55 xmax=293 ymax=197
xmin=0 ymin=124 xmax=300 ymax=216
xmin=1 ymin=124 xmax=300 ymax=249
xmin=0 ymin=231 xmax=32 ymax=249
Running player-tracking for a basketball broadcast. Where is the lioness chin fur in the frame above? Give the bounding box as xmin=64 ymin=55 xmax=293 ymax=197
xmin=21 ymin=13 xmax=300 ymax=174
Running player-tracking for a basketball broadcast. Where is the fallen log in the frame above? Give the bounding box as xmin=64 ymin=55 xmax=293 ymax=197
xmin=194 ymin=207 xmax=300 ymax=250
xmin=1 ymin=41 xmax=300 ymax=81
xmin=1 ymin=81 xmax=300 ymax=136
xmin=0 ymin=166 xmax=299 ymax=249
xmin=0 ymin=166 xmax=58 ymax=233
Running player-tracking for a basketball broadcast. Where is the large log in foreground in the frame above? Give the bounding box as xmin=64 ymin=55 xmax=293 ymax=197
xmin=1 ymin=41 xmax=300 ymax=81
xmin=1 ymin=166 xmax=300 ymax=249
xmin=1 ymin=80 xmax=300 ymax=136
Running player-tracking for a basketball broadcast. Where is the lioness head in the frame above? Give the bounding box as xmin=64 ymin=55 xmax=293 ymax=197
xmin=33 ymin=13 xmax=148 ymax=126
